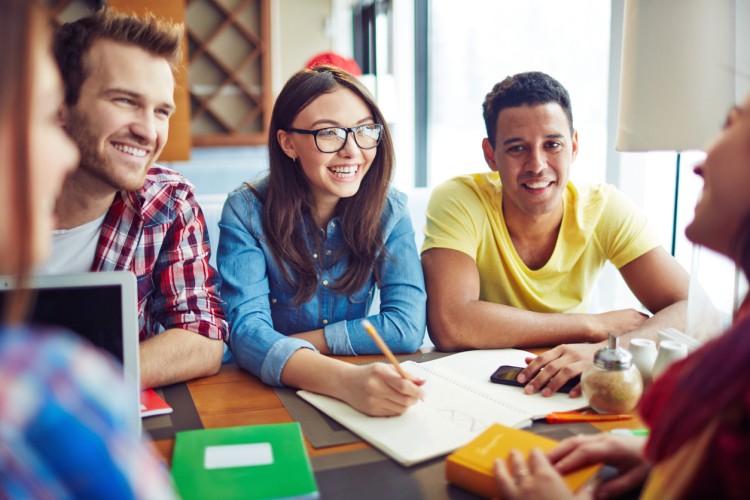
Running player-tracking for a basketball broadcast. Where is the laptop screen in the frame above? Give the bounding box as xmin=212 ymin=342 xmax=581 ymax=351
xmin=23 ymin=285 xmax=125 ymax=361
xmin=0 ymin=271 xmax=141 ymax=435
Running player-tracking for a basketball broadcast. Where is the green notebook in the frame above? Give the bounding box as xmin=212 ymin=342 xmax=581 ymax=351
xmin=171 ymin=422 xmax=319 ymax=499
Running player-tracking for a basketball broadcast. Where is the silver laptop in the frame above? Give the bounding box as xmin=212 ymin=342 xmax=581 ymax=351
xmin=0 ymin=271 xmax=141 ymax=435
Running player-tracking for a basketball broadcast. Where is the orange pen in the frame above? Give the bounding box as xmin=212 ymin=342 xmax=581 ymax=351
xmin=540 ymin=411 xmax=633 ymax=424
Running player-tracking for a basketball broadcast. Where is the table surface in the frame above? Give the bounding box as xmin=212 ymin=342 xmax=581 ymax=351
xmin=153 ymin=355 xmax=392 ymax=464
xmin=153 ymin=351 xmax=644 ymax=497
xmin=153 ymin=351 xmax=645 ymax=462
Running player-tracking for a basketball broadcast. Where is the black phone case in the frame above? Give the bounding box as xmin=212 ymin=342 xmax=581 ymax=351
xmin=490 ymin=366 xmax=580 ymax=393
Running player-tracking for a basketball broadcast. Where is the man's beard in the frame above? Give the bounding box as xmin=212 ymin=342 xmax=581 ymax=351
xmin=65 ymin=109 xmax=152 ymax=192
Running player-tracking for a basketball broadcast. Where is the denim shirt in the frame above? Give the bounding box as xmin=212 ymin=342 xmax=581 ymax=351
xmin=217 ymin=179 xmax=426 ymax=386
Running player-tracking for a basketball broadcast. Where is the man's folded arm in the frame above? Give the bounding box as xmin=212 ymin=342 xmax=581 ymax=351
xmin=139 ymin=328 xmax=224 ymax=389
xmin=421 ymin=248 xmax=637 ymax=351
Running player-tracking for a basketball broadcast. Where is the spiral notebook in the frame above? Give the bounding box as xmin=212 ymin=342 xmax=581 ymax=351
xmin=297 ymin=349 xmax=586 ymax=466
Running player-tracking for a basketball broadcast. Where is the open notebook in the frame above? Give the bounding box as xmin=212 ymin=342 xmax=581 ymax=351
xmin=298 ymin=349 xmax=586 ymax=466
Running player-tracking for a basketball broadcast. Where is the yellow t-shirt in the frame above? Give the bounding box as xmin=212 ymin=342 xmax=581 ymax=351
xmin=421 ymin=172 xmax=660 ymax=313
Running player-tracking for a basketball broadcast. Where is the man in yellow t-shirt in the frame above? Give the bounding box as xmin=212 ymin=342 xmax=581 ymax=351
xmin=421 ymin=72 xmax=689 ymax=397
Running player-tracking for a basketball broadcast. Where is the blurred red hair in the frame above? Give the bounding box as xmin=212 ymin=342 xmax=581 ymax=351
xmin=305 ymin=52 xmax=362 ymax=76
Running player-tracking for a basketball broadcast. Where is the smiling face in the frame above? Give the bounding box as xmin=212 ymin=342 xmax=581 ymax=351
xmin=64 ymin=39 xmax=174 ymax=193
xmin=483 ymin=103 xmax=578 ymax=224
xmin=685 ymin=94 xmax=750 ymax=261
xmin=276 ymin=86 xmax=378 ymax=221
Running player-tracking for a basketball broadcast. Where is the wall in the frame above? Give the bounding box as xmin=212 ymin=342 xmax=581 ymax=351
xmin=272 ymin=0 xmax=335 ymax=94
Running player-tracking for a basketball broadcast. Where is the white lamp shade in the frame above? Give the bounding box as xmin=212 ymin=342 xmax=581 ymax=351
xmin=617 ymin=0 xmax=735 ymax=152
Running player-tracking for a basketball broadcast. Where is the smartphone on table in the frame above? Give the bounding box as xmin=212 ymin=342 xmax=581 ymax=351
xmin=489 ymin=365 xmax=580 ymax=394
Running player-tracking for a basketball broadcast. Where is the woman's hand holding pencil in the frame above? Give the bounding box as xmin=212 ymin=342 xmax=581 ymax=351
xmin=335 ymin=319 xmax=425 ymax=417
xmin=340 ymin=362 xmax=425 ymax=416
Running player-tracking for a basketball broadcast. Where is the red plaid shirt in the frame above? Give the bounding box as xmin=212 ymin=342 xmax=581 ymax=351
xmin=92 ymin=165 xmax=227 ymax=342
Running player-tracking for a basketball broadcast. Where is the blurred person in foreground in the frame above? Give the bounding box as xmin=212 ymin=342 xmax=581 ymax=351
xmin=0 ymin=1 xmax=174 ymax=497
xmin=493 ymin=93 xmax=750 ymax=499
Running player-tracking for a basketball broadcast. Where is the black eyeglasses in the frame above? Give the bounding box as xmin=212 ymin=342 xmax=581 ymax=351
xmin=287 ymin=124 xmax=384 ymax=153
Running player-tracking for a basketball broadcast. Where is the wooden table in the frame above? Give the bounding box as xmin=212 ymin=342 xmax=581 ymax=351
xmin=153 ymin=352 xmax=644 ymax=467
xmin=154 ymin=355 xmax=390 ymax=465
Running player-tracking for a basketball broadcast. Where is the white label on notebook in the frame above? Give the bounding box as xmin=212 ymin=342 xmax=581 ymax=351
xmin=204 ymin=443 xmax=274 ymax=469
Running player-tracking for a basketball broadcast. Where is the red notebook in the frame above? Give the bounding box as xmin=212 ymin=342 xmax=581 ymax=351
xmin=140 ymin=389 xmax=173 ymax=418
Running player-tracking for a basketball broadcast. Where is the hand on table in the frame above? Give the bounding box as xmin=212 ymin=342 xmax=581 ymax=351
xmin=341 ymin=363 xmax=425 ymax=417
xmin=518 ymin=343 xmax=601 ymax=397
xmin=549 ymin=434 xmax=650 ymax=499
xmin=494 ymin=448 xmax=587 ymax=500
xmin=494 ymin=434 xmax=649 ymax=500
xmin=518 ymin=308 xmax=649 ymax=397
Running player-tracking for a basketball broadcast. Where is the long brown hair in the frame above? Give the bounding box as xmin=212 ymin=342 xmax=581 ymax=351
xmin=0 ymin=0 xmax=45 ymax=323
xmin=261 ymin=65 xmax=395 ymax=304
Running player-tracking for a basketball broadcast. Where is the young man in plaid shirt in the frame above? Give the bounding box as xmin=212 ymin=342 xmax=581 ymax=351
xmin=40 ymin=9 xmax=228 ymax=388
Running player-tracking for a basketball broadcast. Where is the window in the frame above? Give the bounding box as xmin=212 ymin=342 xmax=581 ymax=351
xmin=421 ymin=0 xmax=742 ymax=326
xmin=426 ymin=0 xmax=611 ymax=187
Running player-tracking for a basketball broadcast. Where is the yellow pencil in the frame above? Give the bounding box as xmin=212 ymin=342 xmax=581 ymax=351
xmin=361 ymin=319 xmax=414 ymax=382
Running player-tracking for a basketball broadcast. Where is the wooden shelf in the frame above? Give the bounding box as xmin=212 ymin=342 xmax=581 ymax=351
xmin=186 ymin=0 xmax=271 ymax=146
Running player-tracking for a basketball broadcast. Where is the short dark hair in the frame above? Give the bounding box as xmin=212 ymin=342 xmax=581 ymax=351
xmin=482 ymin=71 xmax=574 ymax=147
xmin=53 ymin=7 xmax=183 ymax=106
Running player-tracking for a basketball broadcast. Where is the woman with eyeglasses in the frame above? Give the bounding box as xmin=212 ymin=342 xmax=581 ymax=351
xmin=218 ymin=65 xmax=426 ymax=416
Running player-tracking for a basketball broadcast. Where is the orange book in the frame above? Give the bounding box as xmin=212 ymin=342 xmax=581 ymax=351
xmin=445 ymin=424 xmax=601 ymax=498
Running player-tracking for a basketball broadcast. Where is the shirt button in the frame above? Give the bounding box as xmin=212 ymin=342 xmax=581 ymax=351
xmin=322 ymin=279 xmax=329 ymax=286
xmin=325 ymin=249 xmax=331 ymax=255
xmin=330 ymin=222 xmax=336 ymax=228
xmin=322 ymin=319 xmax=329 ymax=325
xmin=312 ymin=253 xmax=318 ymax=259
xmin=271 ymin=298 xmax=277 ymax=304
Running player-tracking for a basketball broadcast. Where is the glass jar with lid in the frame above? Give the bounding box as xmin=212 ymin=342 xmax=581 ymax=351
xmin=581 ymin=333 xmax=643 ymax=414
